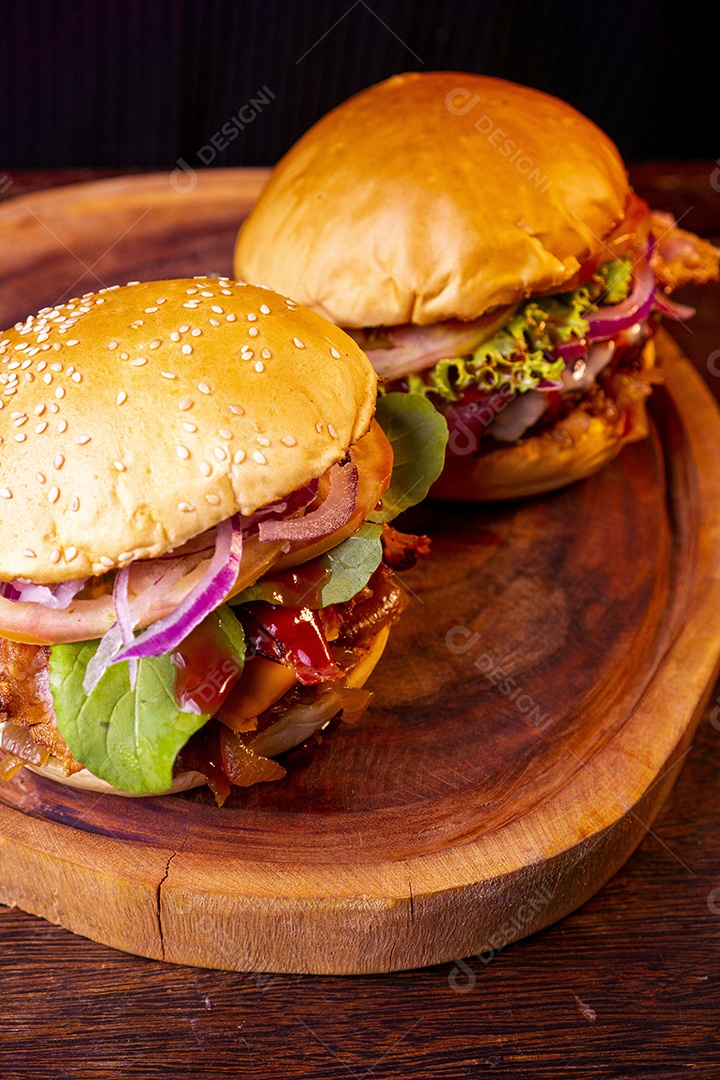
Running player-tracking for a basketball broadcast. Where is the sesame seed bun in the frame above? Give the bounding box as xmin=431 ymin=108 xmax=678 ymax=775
xmin=234 ymin=72 xmax=629 ymax=328
xmin=0 ymin=279 xmax=377 ymax=582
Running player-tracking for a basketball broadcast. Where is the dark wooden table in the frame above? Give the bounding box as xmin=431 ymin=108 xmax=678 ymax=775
xmin=1 ymin=166 xmax=719 ymax=1079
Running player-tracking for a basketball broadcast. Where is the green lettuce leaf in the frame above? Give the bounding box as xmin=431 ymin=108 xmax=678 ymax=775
xmin=405 ymin=256 xmax=633 ymax=401
xmin=370 ymin=392 xmax=448 ymax=522
xmin=230 ymin=522 xmax=384 ymax=609
xmin=49 ymin=605 xmax=245 ymax=795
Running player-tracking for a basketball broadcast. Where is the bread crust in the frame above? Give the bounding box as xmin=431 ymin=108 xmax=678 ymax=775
xmin=0 ymin=279 xmax=376 ymax=581
xmin=235 ymin=72 xmax=629 ymax=328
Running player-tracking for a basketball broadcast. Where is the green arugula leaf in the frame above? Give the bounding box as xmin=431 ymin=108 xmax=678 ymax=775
xmin=230 ymin=522 xmax=384 ymax=609
xmin=49 ymin=604 xmax=245 ymax=795
xmin=319 ymin=523 xmax=383 ymax=605
xmin=369 ymin=392 xmax=448 ymax=523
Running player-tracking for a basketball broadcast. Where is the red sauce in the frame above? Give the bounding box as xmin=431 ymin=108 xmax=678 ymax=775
xmin=171 ymin=618 xmax=243 ymax=715
xmin=239 ymin=602 xmax=342 ymax=685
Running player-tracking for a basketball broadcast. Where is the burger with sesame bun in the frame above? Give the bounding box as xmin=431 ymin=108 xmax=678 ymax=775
xmin=0 ymin=278 xmax=444 ymax=803
xmin=235 ymin=72 xmax=719 ymax=500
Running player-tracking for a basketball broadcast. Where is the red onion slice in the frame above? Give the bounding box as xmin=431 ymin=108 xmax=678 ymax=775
xmin=115 ymin=516 xmax=243 ymax=665
xmin=0 ymin=578 xmax=88 ymax=609
xmin=586 ymin=256 xmax=656 ymax=341
xmin=258 ymin=459 xmax=358 ymax=543
xmin=652 ymin=291 xmax=696 ymax=321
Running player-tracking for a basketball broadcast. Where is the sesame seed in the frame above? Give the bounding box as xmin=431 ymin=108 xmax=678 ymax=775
xmin=229 ymin=404 xmax=243 ymax=415
xmin=233 ymin=450 xmax=246 ymax=464
xmin=132 ymin=357 xmax=147 ymax=367
xmin=37 ymin=332 xmax=49 ymax=343
xmin=226 ymin=314 xmax=236 ymax=323
xmin=58 ymin=420 xmax=67 ymax=433
xmin=48 ymin=487 xmax=60 ymax=504
xmin=201 ymin=291 xmax=214 ymax=298
xmin=127 ymin=280 xmax=140 ymax=286
xmin=261 ymin=348 xmax=271 ymax=359
xmin=330 ymin=347 xmax=341 ymax=359
xmin=205 ymin=494 xmax=221 ymax=505
xmin=65 ymin=339 xmax=79 ymax=346
xmin=53 ymin=343 xmax=62 ymax=351
xmin=247 ymin=313 xmax=257 ymax=322
xmin=50 ymin=549 xmax=61 ymax=564
xmin=182 ymin=422 xmax=197 ymax=432
xmin=144 ymin=307 xmax=158 ymax=314
xmin=257 ymin=435 xmax=270 ymax=446
xmin=316 ymin=422 xmax=323 ymax=433
xmin=149 ymin=339 xmax=161 ymax=349
xmin=100 ymin=556 xmax=114 ymax=568
xmin=43 ymin=373 xmax=52 ymax=384
xmin=65 ymin=546 xmax=78 ymax=561
xmin=36 ymin=473 xmax=45 ymax=484
xmin=254 ymin=361 xmax=264 ymax=373
xmin=0 ymin=488 xmax=11 ymax=499
xmin=116 ymin=391 xmax=128 ymax=407
xmin=179 ymin=325 xmax=189 ymax=334
xmin=260 ymin=304 xmax=270 ymax=315
xmin=219 ymin=429 xmax=232 ymax=439
xmin=178 ymin=502 xmax=195 ymax=512
xmin=177 ymin=445 xmax=190 ymax=460
xmin=200 ymin=461 xmax=212 ymax=476
xmin=252 ymin=450 xmax=267 ymax=465
xmin=23 ymin=549 xmax=36 ymax=558
xmin=182 ymin=302 xmax=199 ymax=309
xmin=211 ymin=306 xmax=223 ymax=314
xmin=4 ymin=387 xmax=16 ymax=396
xmin=198 ymin=383 xmax=211 ymax=395
xmin=113 ymin=461 xmax=126 ymax=472
xmin=181 ymin=344 xmax=192 ymax=355
xmin=191 ymin=328 xmax=202 ymax=337
xmin=130 ymin=320 xmax=144 ymax=329
xmin=179 ymin=398 xmax=193 ymax=411
xmin=293 ymin=337 xmax=305 ymax=349
xmin=186 ymin=288 xmax=198 ymax=295
xmin=49 ymin=403 xmax=58 ymax=414
xmin=13 ymin=433 xmax=26 ymax=442
xmin=55 ymin=386 xmax=65 ymax=399
xmin=209 ymin=318 xmax=220 ymax=327
xmin=118 ymin=552 xmax=134 ymax=562
xmin=282 ymin=436 xmax=297 ymax=447
xmin=53 ymin=454 xmax=64 ymax=469
xmin=213 ymin=447 xmax=226 ymax=461
xmin=35 ymin=421 xmax=47 ymax=433
xmin=170 ymin=332 xmax=180 ymax=342
xmin=161 ymin=372 xmax=176 ymax=379
xmin=13 ymin=415 xmax=27 ymax=426
xmin=76 ymin=435 xmax=91 ymax=445
xmin=71 ymin=372 xmax=81 ymax=382
xmin=248 ymin=327 xmax=258 ymax=337
xmin=70 ymin=498 xmax=80 ymax=513
xmin=328 ymin=424 xmax=337 ymax=439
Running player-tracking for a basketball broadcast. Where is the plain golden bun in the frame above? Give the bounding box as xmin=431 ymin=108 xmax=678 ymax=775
xmin=432 ymin=343 xmax=655 ymax=501
xmin=235 ymin=72 xmax=629 ymax=328
xmin=0 ymin=279 xmax=376 ymax=582
xmin=20 ymin=626 xmax=390 ymax=797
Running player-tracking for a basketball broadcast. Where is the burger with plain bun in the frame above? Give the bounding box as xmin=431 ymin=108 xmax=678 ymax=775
xmin=0 ymin=278 xmax=439 ymax=802
xmin=235 ymin=72 xmax=719 ymax=500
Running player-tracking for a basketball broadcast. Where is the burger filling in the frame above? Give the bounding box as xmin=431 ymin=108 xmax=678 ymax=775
xmin=0 ymin=405 xmax=443 ymax=802
xmin=348 ymin=198 xmax=719 ymax=454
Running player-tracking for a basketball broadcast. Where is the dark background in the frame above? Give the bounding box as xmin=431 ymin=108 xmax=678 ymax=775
xmin=0 ymin=0 xmax=717 ymax=170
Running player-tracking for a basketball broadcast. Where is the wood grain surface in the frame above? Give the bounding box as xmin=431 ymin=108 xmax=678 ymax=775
xmin=0 ymin=165 xmax=719 ymax=1074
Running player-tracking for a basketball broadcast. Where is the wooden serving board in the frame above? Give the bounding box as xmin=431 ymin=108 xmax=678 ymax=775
xmin=0 ymin=172 xmax=719 ymax=975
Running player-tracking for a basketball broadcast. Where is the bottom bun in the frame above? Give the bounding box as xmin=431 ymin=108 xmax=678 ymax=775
xmin=22 ymin=626 xmax=391 ymax=798
xmin=432 ymin=342 xmax=656 ymax=502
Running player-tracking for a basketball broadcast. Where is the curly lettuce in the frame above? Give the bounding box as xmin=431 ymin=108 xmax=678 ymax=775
xmin=407 ymin=257 xmax=633 ymax=403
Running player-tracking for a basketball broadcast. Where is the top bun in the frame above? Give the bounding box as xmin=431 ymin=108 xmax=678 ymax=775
xmin=235 ymin=72 xmax=629 ymax=328
xmin=0 ymin=278 xmax=376 ymax=582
